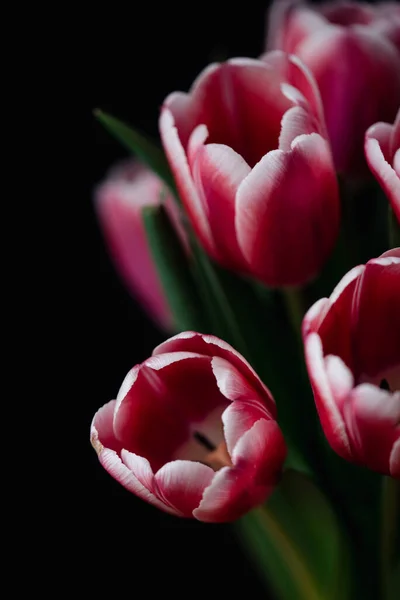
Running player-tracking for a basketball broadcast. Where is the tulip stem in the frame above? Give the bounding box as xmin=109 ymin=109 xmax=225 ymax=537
xmin=249 ymin=506 xmax=323 ymax=600
xmin=282 ymin=288 xmax=305 ymax=343
xmin=381 ymin=477 xmax=400 ymax=599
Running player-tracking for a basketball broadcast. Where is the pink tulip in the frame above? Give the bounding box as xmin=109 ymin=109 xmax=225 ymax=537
xmin=91 ymin=331 xmax=287 ymax=522
xmin=302 ymin=249 xmax=400 ymax=478
xmin=160 ymin=51 xmax=339 ymax=287
xmin=95 ymin=161 xmax=185 ymax=330
xmin=365 ymin=109 xmax=400 ymax=222
xmin=267 ymin=1 xmax=400 ymax=176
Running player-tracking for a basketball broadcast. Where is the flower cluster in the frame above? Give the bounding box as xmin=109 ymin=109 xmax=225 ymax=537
xmin=92 ymin=0 xmax=399 ymax=528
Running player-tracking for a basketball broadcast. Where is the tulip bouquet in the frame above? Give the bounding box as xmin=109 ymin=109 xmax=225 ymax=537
xmin=91 ymin=1 xmax=400 ymax=598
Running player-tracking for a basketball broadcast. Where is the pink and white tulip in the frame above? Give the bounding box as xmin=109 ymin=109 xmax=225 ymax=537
xmin=95 ymin=161 xmax=184 ymax=330
xmin=91 ymin=331 xmax=287 ymax=522
xmin=160 ymin=51 xmax=340 ymax=287
xmin=365 ymin=109 xmax=400 ymax=223
xmin=302 ymin=249 xmax=400 ymax=478
xmin=267 ymin=1 xmax=400 ymax=176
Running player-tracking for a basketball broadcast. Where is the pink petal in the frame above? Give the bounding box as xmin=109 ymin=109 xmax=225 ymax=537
xmin=266 ymin=1 xmax=327 ymax=53
xmin=321 ymin=2 xmax=374 ymax=26
xmin=304 ymin=333 xmax=352 ymax=460
xmin=95 ymin=165 xmax=173 ymax=329
xmin=351 ymin=253 xmax=400 ymax=379
xmin=343 ymin=385 xmax=400 ymax=475
xmin=315 ymin=266 xmax=364 ymax=374
xmin=296 ymin=26 xmax=400 ymax=174
xmin=365 ymin=121 xmax=394 ymax=162
xmin=159 ymin=108 xmax=218 ymax=259
xmin=278 ymin=105 xmax=319 ymax=151
xmin=365 ymin=135 xmax=400 ymax=222
xmin=113 ymin=353 xmax=229 ymax=471
xmin=153 ymin=332 xmax=275 ymax=411
xmin=91 ymin=400 xmax=122 ymax=454
xmin=235 ymin=133 xmax=339 ymax=286
xmin=194 ymin=419 xmax=285 ymax=522
xmin=155 ymin=460 xmax=215 ymax=517
xmin=191 ymin=143 xmax=250 ymax=269
xmin=221 ymin=401 xmax=269 ymax=457
xmin=102 ymin=449 xmax=176 ymax=514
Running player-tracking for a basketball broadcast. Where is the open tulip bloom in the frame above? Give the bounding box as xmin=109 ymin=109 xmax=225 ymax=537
xmin=93 ymin=2 xmax=400 ymax=598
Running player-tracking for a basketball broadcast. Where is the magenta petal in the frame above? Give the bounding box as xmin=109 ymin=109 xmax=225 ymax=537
xmin=155 ymin=460 xmax=214 ymax=517
xmin=191 ymin=143 xmax=250 ymax=268
xmin=95 ymin=166 xmax=173 ymax=329
xmin=153 ymin=332 xmax=275 ymax=410
xmin=365 ymin=131 xmax=400 ymax=222
xmin=99 ymin=449 xmax=176 ymax=514
xmin=278 ymin=105 xmax=319 ymax=150
xmin=351 ymin=253 xmax=400 ymax=379
xmin=304 ymin=333 xmax=352 ymax=461
xmin=344 ymin=385 xmax=400 ymax=476
xmin=194 ymin=419 xmax=285 ymax=523
xmin=159 ymin=108 xmax=218 ymax=258
xmin=236 ymin=133 xmax=339 ymax=286
xmin=296 ymin=26 xmax=400 ymax=174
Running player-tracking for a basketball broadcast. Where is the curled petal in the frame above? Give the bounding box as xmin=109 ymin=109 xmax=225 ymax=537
xmin=343 ymin=386 xmax=400 ymax=476
xmin=304 ymin=333 xmax=352 ymax=460
xmin=236 ymin=133 xmax=339 ymax=286
xmin=155 ymin=460 xmax=215 ymax=517
xmin=365 ymin=132 xmax=400 ymax=222
xmin=191 ymin=143 xmax=250 ymax=268
xmin=153 ymin=331 xmax=275 ymax=411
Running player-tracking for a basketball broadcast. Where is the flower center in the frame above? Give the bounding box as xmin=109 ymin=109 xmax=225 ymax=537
xmin=194 ymin=431 xmax=233 ymax=471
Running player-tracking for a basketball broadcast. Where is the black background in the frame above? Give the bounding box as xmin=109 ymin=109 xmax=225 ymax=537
xmin=86 ymin=1 xmax=271 ymax=597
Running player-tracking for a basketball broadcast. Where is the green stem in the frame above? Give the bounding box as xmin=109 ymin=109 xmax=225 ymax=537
xmin=381 ymin=477 xmax=400 ymax=599
xmin=282 ymin=288 xmax=306 ymax=343
xmin=251 ymin=506 xmax=323 ymax=600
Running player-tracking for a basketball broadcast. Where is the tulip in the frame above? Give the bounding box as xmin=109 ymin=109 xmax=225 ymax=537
xmin=365 ymin=109 xmax=400 ymax=223
xmin=160 ymin=51 xmax=339 ymax=287
xmin=91 ymin=331 xmax=287 ymax=522
xmin=267 ymin=0 xmax=400 ymax=176
xmin=302 ymin=249 xmax=400 ymax=478
xmin=95 ymin=160 xmax=185 ymax=330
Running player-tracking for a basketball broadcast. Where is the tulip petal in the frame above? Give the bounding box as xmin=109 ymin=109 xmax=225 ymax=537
xmin=343 ymin=385 xmax=400 ymax=475
xmin=113 ymin=353 xmax=229 ymax=471
xmin=102 ymin=449 xmax=177 ymax=514
xmin=313 ymin=266 xmax=364 ymax=373
xmin=365 ymin=130 xmax=400 ymax=222
xmin=155 ymin=460 xmax=215 ymax=517
xmin=159 ymin=108 xmax=218 ymax=258
xmin=304 ymin=333 xmax=352 ymax=460
xmin=91 ymin=400 xmax=122 ymax=454
xmin=95 ymin=166 xmax=173 ymax=328
xmin=296 ymin=26 xmax=400 ymax=173
xmin=153 ymin=331 xmax=275 ymax=411
xmin=236 ymin=133 xmax=339 ymax=286
xmin=278 ymin=105 xmax=319 ymax=151
xmin=351 ymin=253 xmax=400 ymax=379
xmin=194 ymin=419 xmax=284 ymax=522
xmin=191 ymin=143 xmax=250 ymax=268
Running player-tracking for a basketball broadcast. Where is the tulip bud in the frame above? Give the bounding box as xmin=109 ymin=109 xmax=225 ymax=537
xmin=302 ymin=249 xmax=400 ymax=478
xmin=91 ymin=331 xmax=287 ymax=522
xmin=95 ymin=161 xmax=185 ymax=329
xmin=267 ymin=0 xmax=400 ymax=176
xmin=365 ymin=109 xmax=400 ymax=223
xmin=160 ymin=52 xmax=340 ymax=287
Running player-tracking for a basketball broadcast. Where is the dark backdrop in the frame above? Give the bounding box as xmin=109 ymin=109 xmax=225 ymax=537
xmin=87 ymin=2 xmax=270 ymax=597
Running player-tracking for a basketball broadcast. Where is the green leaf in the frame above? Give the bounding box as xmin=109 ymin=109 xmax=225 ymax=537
xmin=236 ymin=471 xmax=351 ymax=600
xmin=95 ymin=109 xmax=176 ymax=191
xmin=142 ymin=204 xmax=206 ymax=332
